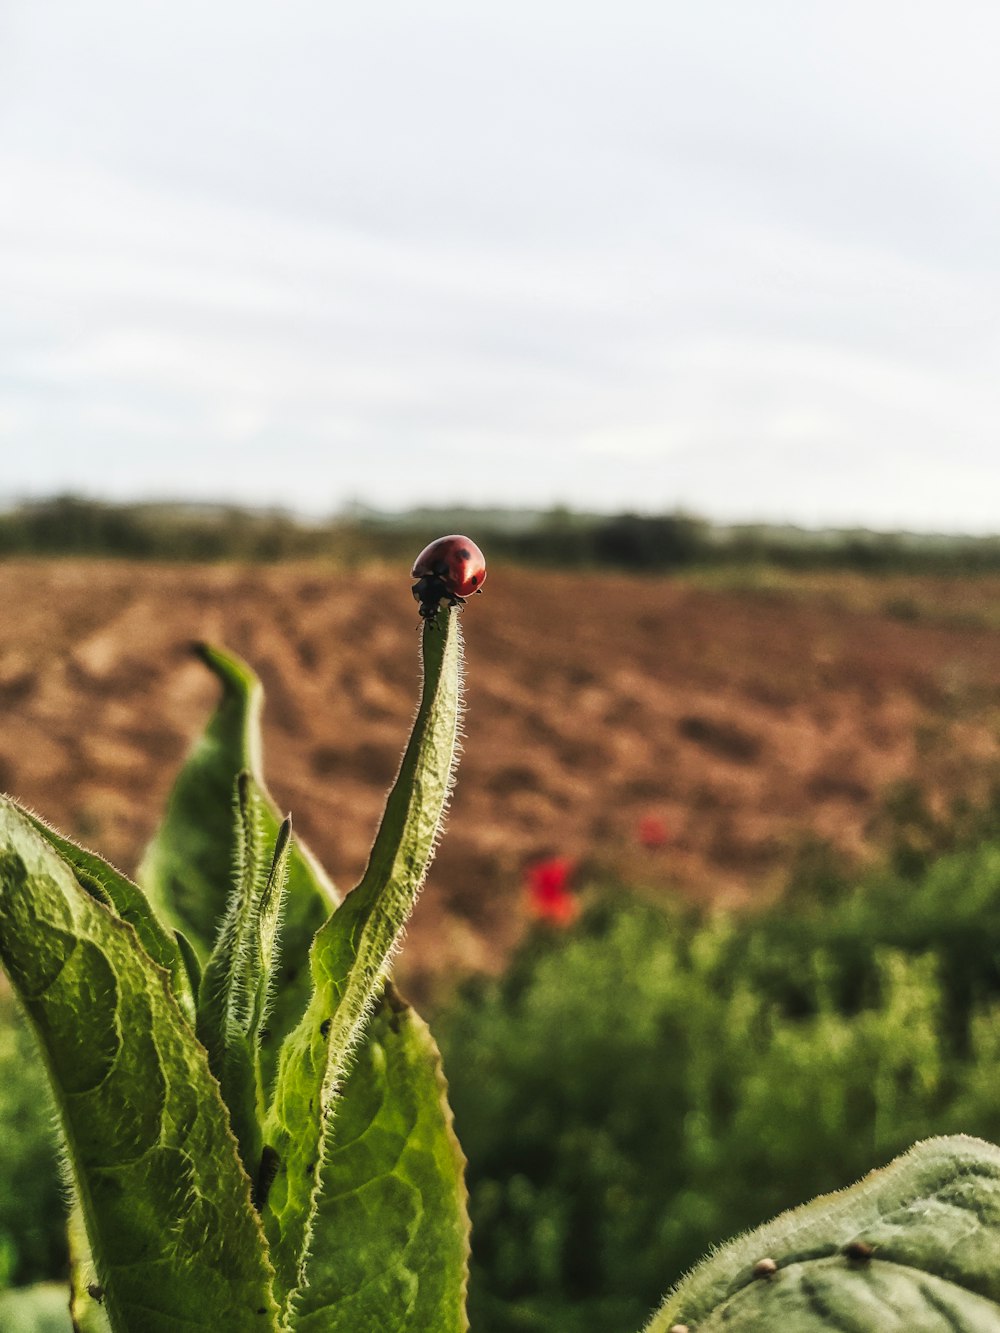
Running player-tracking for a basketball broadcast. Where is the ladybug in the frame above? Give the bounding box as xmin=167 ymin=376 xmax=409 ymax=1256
xmin=411 ymin=535 xmax=486 ymax=622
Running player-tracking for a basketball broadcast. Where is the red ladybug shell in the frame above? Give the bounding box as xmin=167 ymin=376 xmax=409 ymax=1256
xmin=411 ymin=535 xmax=487 ymax=598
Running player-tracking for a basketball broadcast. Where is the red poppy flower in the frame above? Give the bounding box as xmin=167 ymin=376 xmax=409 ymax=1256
xmin=524 ymin=856 xmax=578 ymax=926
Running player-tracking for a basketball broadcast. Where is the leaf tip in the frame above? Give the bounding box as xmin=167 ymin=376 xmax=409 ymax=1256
xmin=275 ymin=815 xmax=293 ymax=853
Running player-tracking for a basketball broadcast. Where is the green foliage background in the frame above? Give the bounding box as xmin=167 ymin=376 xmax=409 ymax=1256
xmin=3 ymin=789 xmax=1000 ymax=1330
xmin=0 ymin=992 xmax=66 ymax=1291
xmin=437 ymin=803 xmax=1000 ymax=1333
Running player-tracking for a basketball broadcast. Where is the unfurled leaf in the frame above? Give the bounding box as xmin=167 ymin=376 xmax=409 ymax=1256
xmin=263 ymin=611 xmax=463 ymax=1320
xmin=137 ymin=643 xmax=333 ymax=1080
xmin=291 ymin=985 xmax=469 ymax=1333
xmin=646 ymin=1134 xmax=1000 ymax=1332
xmin=197 ymin=774 xmax=291 ymax=1180
xmin=174 ymin=926 xmax=203 ymax=998
xmin=0 ymin=799 xmax=279 ymax=1333
xmin=138 ymin=643 xmax=262 ymax=951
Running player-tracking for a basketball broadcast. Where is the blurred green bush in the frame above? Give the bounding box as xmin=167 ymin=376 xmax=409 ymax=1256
xmin=438 ymin=818 xmax=1000 ymax=1333
xmin=4 ymin=788 xmax=1000 ymax=1331
xmin=0 ymin=992 xmax=65 ymax=1294
xmin=0 ymin=1283 xmax=72 ymax=1333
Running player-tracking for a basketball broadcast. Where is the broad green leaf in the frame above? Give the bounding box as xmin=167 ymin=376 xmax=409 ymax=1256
xmin=137 ymin=643 xmax=334 ymax=1078
xmin=0 ymin=800 xmax=279 ymax=1333
xmin=263 ymin=611 xmax=464 ymax=1321
xmin=197 ymin=774 xmax=291 ymax=1183
xmin=22 ymin=810 xmax=195 ymax=1026
xmin=646 ymin=1134 xmax=1000 ymax=1332
xmin=291 ymin=985 xmax=470 ymax=1333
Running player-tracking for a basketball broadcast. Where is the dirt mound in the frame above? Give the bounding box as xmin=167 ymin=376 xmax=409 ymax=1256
xmin=2 ymin=559 xmax=998 ymax=994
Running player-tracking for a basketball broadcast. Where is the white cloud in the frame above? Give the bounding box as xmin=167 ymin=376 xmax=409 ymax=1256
xmin=0 ymin=3 xmax=999 ymax=528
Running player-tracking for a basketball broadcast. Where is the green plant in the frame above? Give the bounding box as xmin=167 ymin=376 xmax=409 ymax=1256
xmin=0 ymin=612 xmax=468 ymax=1332
xmin=647 ymin=1135 xmax=1000 ymax=1331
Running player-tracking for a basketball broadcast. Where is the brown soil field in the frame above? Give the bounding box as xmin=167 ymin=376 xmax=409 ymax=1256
xmin=1 ymin=558 xmax=999 ymax=995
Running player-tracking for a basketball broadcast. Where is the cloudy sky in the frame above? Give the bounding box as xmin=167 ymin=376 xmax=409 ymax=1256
xmin=2 ymin=2 xmax=999 ymax=529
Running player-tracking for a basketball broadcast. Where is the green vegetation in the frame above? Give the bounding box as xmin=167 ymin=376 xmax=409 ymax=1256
xmin=438 ymin=801 xmax=1000 ymax=1332
xmin=5 ymin=784 xmax=1000 ymax=1328
xmin=0 ymin=619 xmax=469 ymax=1333
xmin=650 ymin=1135 xmax=1000 ymax=1331
xmin=4 ymin=772 xmax=1000 ymax=1330
xmin=0 ymin=1283 xmax=73 ymax=1333
xmin=2 ymin=495 xmax=999 ymax=574
xmin=1 ymin=574 xmax=1000 ymax=1329
xmin=0 ymin=994 xmax=66 ymax=1292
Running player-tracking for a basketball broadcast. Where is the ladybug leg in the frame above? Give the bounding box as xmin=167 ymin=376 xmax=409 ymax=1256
xmin=412 ymin=575 xmax=439 ymax=616
xmin=411 ymin=572 xmax=473 ymax=625
xmin=412 ymin=574 xmax=450 ymax=625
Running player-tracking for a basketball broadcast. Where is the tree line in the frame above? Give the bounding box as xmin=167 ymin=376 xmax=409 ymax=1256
xmin=1 ymin=495 xmax=998 ymax=573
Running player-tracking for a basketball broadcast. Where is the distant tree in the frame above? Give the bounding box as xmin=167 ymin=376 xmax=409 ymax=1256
xmin=593 ymin=512 xmax=709 ymax=569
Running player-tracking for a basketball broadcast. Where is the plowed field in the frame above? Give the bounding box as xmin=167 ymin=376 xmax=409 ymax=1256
xmin=2 ymin=559 xmax=999 ymax=994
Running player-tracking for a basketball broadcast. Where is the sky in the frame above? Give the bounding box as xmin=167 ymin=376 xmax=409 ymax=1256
xmin=2 ymin=1 xmax=999 ymax=531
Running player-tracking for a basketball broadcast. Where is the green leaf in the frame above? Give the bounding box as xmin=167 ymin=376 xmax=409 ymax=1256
xmin=291 ymin=985 xmax=470 ymax=1333
xmin=0 ymin=799 xmax=279 ymax=1333
xmin=197 ymin=774 xmax=291 ymax=1183
xmin=646 ymin=1134 xmax=1000 ymax=1332
xmin=22 ymin=810 xmax=196 ymax=1027
xmin=135 ymin=628 xmax=470 ymax=1328
xmin=137 ymin=643 xmax=334 ymax=1079
xmin=263 ymin=611 xmax=464 ymax=1321
xmin=137 ymin=643 xmax=263 ymax=951
xmin=68 ymin=1199 xmax=112 ymax=1333
xmin=174 ymin=927 xmax=203 ymax=998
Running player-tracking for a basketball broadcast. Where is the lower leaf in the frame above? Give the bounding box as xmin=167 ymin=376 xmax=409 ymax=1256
xmin=647 ymin=1134 xmax=1000 ymax=1332
xmin=0 ymin=800 xmax=279 ymax=1333
xmin=290 ymin=985 xmax=470 ymax=1333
